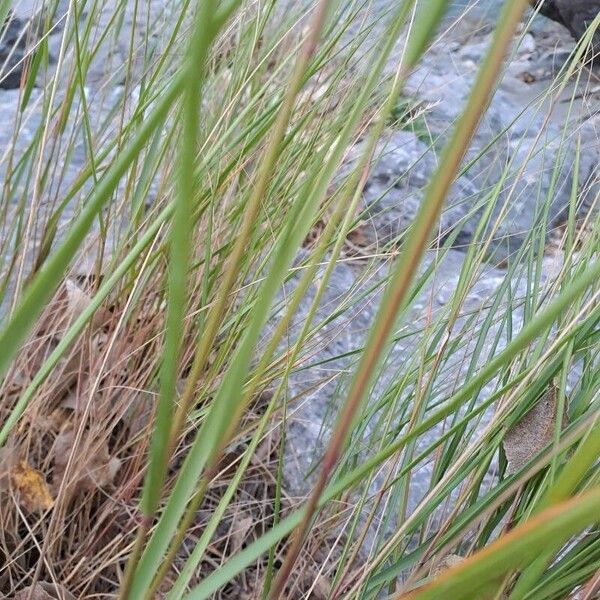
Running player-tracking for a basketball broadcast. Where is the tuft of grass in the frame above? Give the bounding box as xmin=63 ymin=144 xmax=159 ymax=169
xmin=0 ymin=0 xmax=598 ymax=598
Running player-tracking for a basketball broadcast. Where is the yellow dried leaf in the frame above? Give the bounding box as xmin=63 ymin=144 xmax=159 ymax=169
xmin=11 ymin=460 xmax=54 ymax=512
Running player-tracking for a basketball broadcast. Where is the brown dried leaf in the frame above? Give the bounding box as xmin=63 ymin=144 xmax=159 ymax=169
xmin=10 ymin=460 xmax=54 ymax=512
xmin=251 ymin=426 xmax=281 ymax=466
xmin=122 ymin=391 xmax=155 ymax=439
xmin=33 ymin=279 xmax=109 ymax=351
xmin=231 ymin=513 xmax=254 ymax=554
xmin=432 ymin=554 xmax=464 ymax=577
xmin=503 ymin=386 xmax=565 ymax=475
xmin=22 ymin=279 xmax=110 ymax=392
xmin=52 ymin=429 xmax=121 ymax=493
xmin=311 ymin=573 xmax=331 ymax=599
xmin=0 ymin=446 xmax=18 ymax=492
xmin=62 ymin=279 xmax=110 ymax=331
xmin=14 ymin=582 xmax=75 ymax=600
xmin=64 ymin=279 xmax=92 ymax=319
xmin=59 ymin=390 xmax=79 ymax=411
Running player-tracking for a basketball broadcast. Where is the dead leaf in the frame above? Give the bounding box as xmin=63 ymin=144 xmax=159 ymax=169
xmin=0 ymin=446 xmax=18 ymax=492
xmin=10 ymin=460 xmax=54 ymax=512
xmin=59 ymin=390 xmax=79 ymax=411
xmin=432 ymin=554 xmax=464 ymax=577
xmin=124 ymin=398 xmax=153 ymax=439
xmin=503 ymin=386 xmax=565 ymax=475
xmin=52 ymin=429 xmax=121 ymax=494
xmin=311 ymin=573 xmax=331 ymax=599
xmin=62 ymin=279 xmax=110 ymax=330
xmin=22 ymin=279 xmax=110 ymax=396
xmin=231 ymin=513 xmax=254 ymax=554
xmin=252 ymin=426 xmax=281 ymax=466
xmin=64 ymin=279 xmax=91 ymax=319
xmin=14 ymin=582 xmax=75 ymax=600
xmin=36 ymin=279 xmax=109 ymax=342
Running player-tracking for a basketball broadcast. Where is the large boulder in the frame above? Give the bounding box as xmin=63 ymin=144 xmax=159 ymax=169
xmin=0 ymin=14 xmax=28 ymax=89
xmin=530 ymin=0 xmax=600 ymax=60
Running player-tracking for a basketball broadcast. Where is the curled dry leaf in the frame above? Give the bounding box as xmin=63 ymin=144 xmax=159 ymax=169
xmin=0 ymin=446 xmax=18 ymax=491
xmin=503 ymin=386 xmax=565 ymax=475
xmin=62 ymin=278 xmax=111 ymax=331
xmin=20 ymin=278 xmax=111 ymax=401
xmin=231 ymin=513 xmax=254 ymax=554
xmin=10 ymin=460 xmax=54 ymax=512
xmin=432 ymin=554 xmax=464 ymax=577
xmin=14 ymin=582 xmax=75 ymax=600
xmin=52 ymin=428 xmax=121 ymax=494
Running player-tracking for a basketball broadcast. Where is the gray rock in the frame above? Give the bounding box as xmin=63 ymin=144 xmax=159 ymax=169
xmin=278 ymin=248 xmax=564 ymax=503
xmin=338 ymin=116 xmax=597 ymax=260
xmin=346 ymin=11 xmax=600 ymax=259
xmin=276 ymin=1 xmax=600 ymax=520
xmin=341 ymin=131 xmax=479 ymax=248
xmin=530 ymin=0 xmax=600 ymax=62
xmin=0 ymin=88 xmax=42 ymax=174
xmin=0 ymin=14 xmax=28 ymax=89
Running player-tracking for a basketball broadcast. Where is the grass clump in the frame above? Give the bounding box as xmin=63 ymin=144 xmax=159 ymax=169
xmin=0 ymin=0 xmax=599 ymax=598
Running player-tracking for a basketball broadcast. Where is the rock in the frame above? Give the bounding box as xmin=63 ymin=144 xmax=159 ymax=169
xmin=278 ymin=1 xmax=599 ymax=515
xmin=530 ymin=1 xmax=600 ymax=61
xmin=532 ymin=0 xmax=563 ymax=23
xmin=0 ymin=14 xmax=28 ymax=89
xmin=71 ymin=0 xmax=179 ymax=88
xmin=278 ymin=248 xmax=562 ymax=500
xmin=351 ymin=9 xmax=600 ymax=260
xmin=519 ymin=32 xmax=537 ymax=56
xmin=11 ymin=0 xmax=48 ymax=20
xmin=458 ymin=39 xmax=490 ymax=63
xmin=338 ymin=116 xmax=598 ymax=260
xmin=341 ymin=131 xmax=479 ymax=249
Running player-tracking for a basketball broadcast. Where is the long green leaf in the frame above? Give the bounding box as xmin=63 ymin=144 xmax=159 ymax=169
xmin=397 ymin=487 xmax=600 ymax=599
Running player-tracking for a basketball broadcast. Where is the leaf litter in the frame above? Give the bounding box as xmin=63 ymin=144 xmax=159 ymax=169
xmin=52 ymin=427 xmax=121 ymax=495
xmin=502 ymin=385 xmax=567 ymax=475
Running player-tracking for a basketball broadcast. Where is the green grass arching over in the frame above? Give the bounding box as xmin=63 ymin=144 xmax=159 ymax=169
xmin=0 ymin=0 xmax=598 ymax=598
